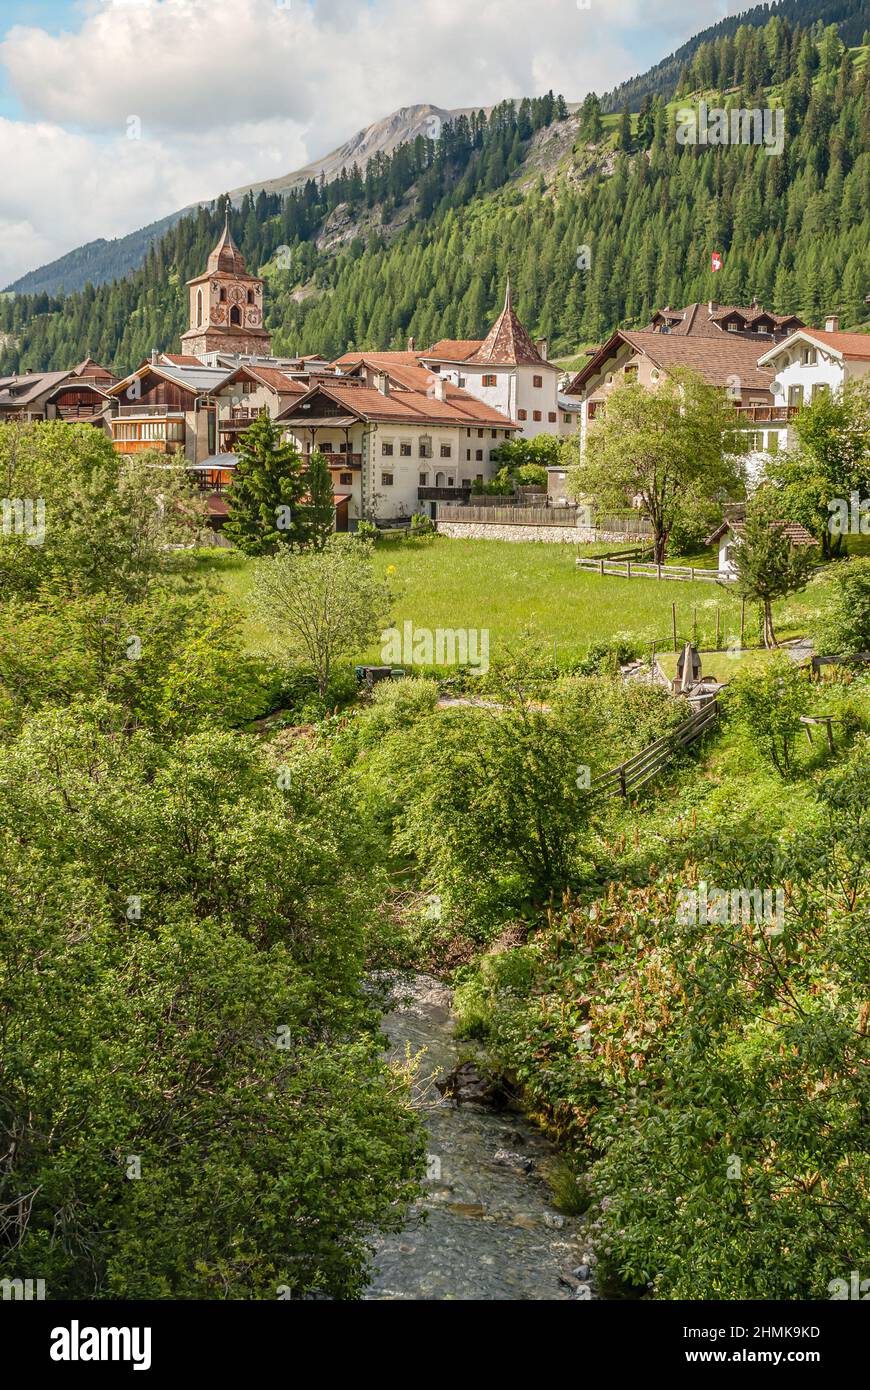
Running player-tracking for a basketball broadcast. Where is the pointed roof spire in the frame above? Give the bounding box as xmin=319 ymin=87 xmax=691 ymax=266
xmin=468 ymin=277 xmax=547 ymax=367
xmin=207 ymin=205 xmax=247 ymax=276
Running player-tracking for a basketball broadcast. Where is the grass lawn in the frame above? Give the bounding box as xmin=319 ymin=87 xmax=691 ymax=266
xmin=193 ymin=534 xmax=833 ymax=668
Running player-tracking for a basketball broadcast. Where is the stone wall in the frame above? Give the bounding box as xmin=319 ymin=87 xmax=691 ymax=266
xmin=436 ymin=521 xmax=645 ymax=544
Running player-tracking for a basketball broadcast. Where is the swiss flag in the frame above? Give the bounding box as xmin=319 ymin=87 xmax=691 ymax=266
xmin=711 ymin=251 xmax=723 ymax=273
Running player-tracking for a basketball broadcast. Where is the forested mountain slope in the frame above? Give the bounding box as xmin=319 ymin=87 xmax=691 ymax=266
xmin=1 ymin=7 xmax=868 ymax=374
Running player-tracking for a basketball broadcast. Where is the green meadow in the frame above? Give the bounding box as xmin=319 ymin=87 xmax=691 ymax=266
xmin=195 ymin=533 xmax=837 ymax=668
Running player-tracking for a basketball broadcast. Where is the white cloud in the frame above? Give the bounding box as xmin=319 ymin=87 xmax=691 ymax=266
xmin=0 ymin=0 xmax=727 ymax=284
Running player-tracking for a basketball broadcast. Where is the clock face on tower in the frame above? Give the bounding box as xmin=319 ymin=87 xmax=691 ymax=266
xmin=228 ymin=285 xmax=245 ymax=304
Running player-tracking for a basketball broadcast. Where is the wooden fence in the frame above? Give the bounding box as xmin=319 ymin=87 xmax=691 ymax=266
xmin=576 ymin=555 xmax=725 ymax=583
xmin=589 ymin=698 xmax=720 ymax=800
xmin=439 ymin=504 xmax=583 ymax=526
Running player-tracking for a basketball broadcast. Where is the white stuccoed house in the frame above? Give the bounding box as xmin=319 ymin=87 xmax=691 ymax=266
xmin=757 ymin=316 xmax=870 ymax=413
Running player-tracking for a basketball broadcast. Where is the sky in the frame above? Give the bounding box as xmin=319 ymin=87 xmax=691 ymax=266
xmin=0 ymin=0 xmax=742 ymax=287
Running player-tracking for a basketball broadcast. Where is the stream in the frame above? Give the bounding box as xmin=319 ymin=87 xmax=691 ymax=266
xmin=365 ymin=973 xmax=596 ymax=1301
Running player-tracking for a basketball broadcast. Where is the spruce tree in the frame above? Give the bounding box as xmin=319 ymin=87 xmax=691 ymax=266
xmin=224 ymin=411 xmax=307 ymax=556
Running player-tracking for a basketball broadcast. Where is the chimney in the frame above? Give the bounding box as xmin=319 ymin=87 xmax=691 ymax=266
xmin=407 ymin=336 xmax=415 ymax=352
xmin=375 ymin=371 xmax=390 ymax=396
xmin=536 ymin=338 xmax=549 ymax=361
xmin=825 ymin=314 xmax=840 ymax=332
xmin=432 ymin=376 xmax=446 ymax=401
xmin=708 ymin=301 xmax=718 ymax=313
xmin=151 ymin=349 xmax=159 ymax=365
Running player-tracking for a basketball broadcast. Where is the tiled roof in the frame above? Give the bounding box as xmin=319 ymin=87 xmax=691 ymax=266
xmin=332 ymin=349 xmax=421 ymax=368
xmin=568 ymin=329 xmax=775 ymax=394
xmin=0 ymin=369 xmax=73 ymax=407
xmin=207 ymin=214 xmax=247 ymax=276
xmin=647 ymin=302 xmax=803 ymax=339
xmin=793 ymin=328 xmax=870 ymax=360
xmin=467 ymin=280 xmax=549 ymax=367
xmin=422 ymin=339 xmax=485 ymax=362
xmin=707 ymin=509 xmax=816 ymax=547
xmin=278 ymin=379 xmax=519 ymax=430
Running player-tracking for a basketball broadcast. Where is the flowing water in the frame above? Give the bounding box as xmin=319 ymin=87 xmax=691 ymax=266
xmin=365 ymin=973 xmax=595 ymax=1301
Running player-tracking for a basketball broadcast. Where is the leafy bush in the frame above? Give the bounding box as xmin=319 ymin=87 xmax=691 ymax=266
xmin=815 ymin=557 xmax=870 ymax=656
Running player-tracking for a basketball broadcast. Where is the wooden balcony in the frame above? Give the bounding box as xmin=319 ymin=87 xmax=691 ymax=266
xmin=733 ymin=404 xmax=798 ymax=423
xmin=55 ymin=403 xmax=106 ymax=420
xmin=324 ymin=453 xmax=362 ymax=468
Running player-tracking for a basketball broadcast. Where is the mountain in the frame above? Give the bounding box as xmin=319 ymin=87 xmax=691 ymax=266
xmin=2 ymin=0 xmax=869 ymax=376
xmin=5 ymin=103 xmax=478 ymax=298
xmin=12 ymin=0 xmax=858 ymax=297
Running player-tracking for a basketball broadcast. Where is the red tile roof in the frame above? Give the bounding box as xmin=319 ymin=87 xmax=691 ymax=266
xmin=278 ymin=379 xmax=518 ymax=430
xmin=794 ymin=328 xmax=870 ymax=360
xmin=423 ymin=339 xmax=485 ymax=361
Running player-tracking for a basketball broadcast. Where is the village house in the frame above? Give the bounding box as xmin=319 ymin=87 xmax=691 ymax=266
xmin=276 ymin=369 xmax=521 ymax=524
xmin=567 ymin=300 xmax=807 ymax=473
xmin=0 ymin=358 xmax=116 ymax=425
xmin=756 ymin=315 xmax=870 ymax=406
xmin=334 ymin=283 xmax=581 ymax=442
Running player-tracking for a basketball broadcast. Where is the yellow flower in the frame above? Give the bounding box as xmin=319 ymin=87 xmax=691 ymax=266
xmin=386 ymin=564 xmax=397 ymax=575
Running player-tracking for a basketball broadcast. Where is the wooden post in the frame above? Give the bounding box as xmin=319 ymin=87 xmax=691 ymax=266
xmin=690 ymin=566 xmax=695 ymax=581
xmin=672 ymin=602 xmax=678 ymax=652
xmin=693 ymin=605 xmax=697 ymax=643
xmin=599 ymin=557 xmax=604 ymax=576
xmin=619 ymin=767 xmax=627 ymax=798
xmin=825 ymin=718 xmax=835 ymax=754
xmin=657 ymin=562 xmax=662 ymax=580
xmin=740 ymin=597 xmax=746 ymax=650
xmin=715 ymin=606 xmax=720 ymax=650
xmin=626 ymin=560 xmax=632 ymax=579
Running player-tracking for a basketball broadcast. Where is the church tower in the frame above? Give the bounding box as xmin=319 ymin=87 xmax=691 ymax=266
xmin=180 ymin=211 xmax=272 ymax=359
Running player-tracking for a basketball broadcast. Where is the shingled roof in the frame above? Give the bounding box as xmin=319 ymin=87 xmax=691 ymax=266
xmin=567 ymin=329 xmax=776 ymax=395
xmin=467 ymin=280 xmax=552 ymax=368
xmin=647 ymin=301 xmax=804 ymax=339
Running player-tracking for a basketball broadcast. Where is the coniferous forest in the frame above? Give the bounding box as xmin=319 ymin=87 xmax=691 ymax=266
xmin=2 ymin=10 xmax=869 ymax=375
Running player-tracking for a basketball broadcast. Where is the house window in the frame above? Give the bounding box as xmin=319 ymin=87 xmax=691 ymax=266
xmin=381 ymin=471 xmax=394 ymax=486
xmin=466 ymin=450 xmax=471 ymax=461
xmin=482 ymin=374 xmax=497 ymax=387
xmin=475 ymin=449 xmax=483 ymax=461
xmin=491 ymin=430 xmax=497 ymax=438
xmin=504 ymin=430 xmax=511 ymax=438
xmin=339 ymin=472 xmax=353 ymax=485
xmin=419 ymin=437 xmax=433 ymax=459
xmin=400 ymin=441 xmax=412 ymax=456
xmin=440 ymin=444 xmax=452 ymax=457
xmin=447 ymin=476 xmax=454 ymax=487
xmin=533 ymin=410 xmax=542 ymax=422
xmin=563 ymin=414 xmax=571 ymax=424
xmin=548 ymin=412 xmax=557 ymax=423
xmin=802 ymin=348 xmax=817 ymax=366
xmin=321 ymin=441 xmax=333 ymax=452
xmin=624 ymin=365 xmax=638 ymax=380
xmin=247 ymin=289 xmax=255 ymax=304
xmin=419 ymin=471 xmax=429 ymax=486
xmin=587 ymin=401 xmax=603 ymax=419
xmin=533 ymin=375 xmax=543 ymax=388
xmin=219 ymin=288 xmax=227 ymax=302
xmin=476 ymin=473 xmax=483 ymax=482
xmin=458 ymin=376 xmax=466 ymax=387
xmin=477 ymin=428 xmax=484 ymax=438
xmin=382 ymin=441 xmax=394 ymax=456
xmin=196 ymin=289 xmax=203 ymax=327
xmin=230 ymin=305 xmax=241 ymax=327
xmin=518 ymin=409 xmax=527 ymax=420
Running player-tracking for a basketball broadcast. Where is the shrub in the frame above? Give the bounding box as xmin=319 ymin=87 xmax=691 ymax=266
xmin=815 ymin=557 xmax=870 ymax=656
